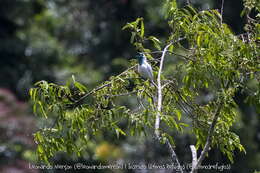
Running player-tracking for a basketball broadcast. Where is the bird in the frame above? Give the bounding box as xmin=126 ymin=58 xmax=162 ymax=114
xmin=136 ymin=53 xmax=154 ymax=83
xmin=136 ymin=53 xmax=157 ymax=105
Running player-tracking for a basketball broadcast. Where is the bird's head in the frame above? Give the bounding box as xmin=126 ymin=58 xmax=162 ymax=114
xmin=136 ymin=53 xmax=146 ymax=65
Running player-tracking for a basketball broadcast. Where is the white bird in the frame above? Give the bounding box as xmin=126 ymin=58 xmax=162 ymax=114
xmin=136 ymin=53 xmax=154 ymax=83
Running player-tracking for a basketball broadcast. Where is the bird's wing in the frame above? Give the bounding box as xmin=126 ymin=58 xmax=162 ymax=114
xmin=146 ymin=63 xmax=154 ymax=81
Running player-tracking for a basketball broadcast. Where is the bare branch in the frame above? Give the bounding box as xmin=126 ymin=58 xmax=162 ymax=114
xmin=155 ymin=42 xmax=172 ymax=136
xmin=190 ymin=145 xmax=198 ymax=173
xmin=104 ymin=91 xmax=137 ymax=98
xmin=154 ymin=38 xmax=185 ymax=135
xmin=155 ymin=40 xmax=185 ymax=173
xmin=220 ymin=0 xmax=225 ymax=24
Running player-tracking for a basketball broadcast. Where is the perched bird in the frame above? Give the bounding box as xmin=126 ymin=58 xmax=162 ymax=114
xmin=136 ymin=53 xmax=154 ymax=82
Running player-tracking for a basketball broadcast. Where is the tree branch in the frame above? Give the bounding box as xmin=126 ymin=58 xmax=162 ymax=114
xmin=155 ymin=40 xmax=185 ymax=173
xmin=220 ymin=0 xmax=225 ymax=24
xmin=154 ymin=38 xmax=185 ymax=136
xmin=104 ymin=91 xmax=137 ymax=98
xmin=190 ymin=145 xmax=197 ymax=173
xmin=155 ymin=42 xmax=172 ymax=136
xmin=66 ymin=65 xmax=137 ymax=107
xmin=191 ymin=101 xmax=223 ymax=173
xmin=166 ymin=139 xmax=184 ymax=173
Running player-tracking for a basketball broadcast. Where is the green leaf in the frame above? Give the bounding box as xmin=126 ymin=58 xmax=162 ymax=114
xmin=35 ymin=132 xmax=44 ymax=143
xmin=112 ymin=123 xmax=126 ymax=138
xmin=122 ymin=23 xmax=134 ymax=30
xmin=164 ymin=133 xmax=175 ymax=147
xmin=226 ymin=151 xmax=234 ymax=163
xmin=140 ymin=20 xmax=144 ymax=37
xmin=168 ymin=45 xmax=174 ymax=52
xmin=37 ymin=145 xmax=44 ymax=154
xmin=74 ymin=81 xmax=87 ymax=92
xmin=38 ymin=101 xmax=47 ymax=118
xmin=30 ymin=88 xmax=38 ymax=102
xmin=33 ymin=103 xmax=37 ymax=114
xmin=174 ymin=109 xmax=182 ymax=120
xmin=197 ymin=32 xmax=202 ymax=47
xmin=130 ymin=32 xmax=136 ymax=43
xmin=116 ymin=127 xmax=126 ymax=136
xmin=72 ymin=75 xmax=76 ymax=83
xmin=179 ymin=123 xmax=189 ymax=127
xmin=148 ymin=36 xmax=161 ymax=50
xmin=167 ymin=116 xmax=180 ymax=131
xmin=29 ymin=88 xmax=33 ymax=99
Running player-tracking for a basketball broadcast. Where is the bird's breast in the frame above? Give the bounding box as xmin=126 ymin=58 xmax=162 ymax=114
xmin=138 ymin=64 xmax=150 ymax=78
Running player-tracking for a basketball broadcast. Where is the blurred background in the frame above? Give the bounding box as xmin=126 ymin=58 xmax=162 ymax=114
xmin=0 ymin=0 xmax=259 ymax=172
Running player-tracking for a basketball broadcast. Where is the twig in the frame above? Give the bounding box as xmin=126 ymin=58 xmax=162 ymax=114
xmin=220 ymin=0 xmax=225 ymax=24
xmin=162 ymin=81 xmax=171 ymax=89
xmin=137 ymin=88 xmax=146 ymax=110
xmin=167 ymin=50 xmax=195 ymax=62
xmin=150 ymin=50 xmax=194 ymax=62
xmin=73 ymin=83 xmax=111 ymax=104
xmin=167 ymin=82 xmax=199 ymax=114
xmin=67 ymin=65 xmax=137 ymax=107
xmin=145 ymin=50 xmax=194 ymax=63
xmin=104 ymin=91 xmax=137 ymax=98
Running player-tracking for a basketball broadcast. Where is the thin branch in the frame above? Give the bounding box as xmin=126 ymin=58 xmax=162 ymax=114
xmin=138 ymin=88 xmax=147 ymax=110
xmin=166 ymin=139 xmax=184 ymax=173
xmin=146 ymin=50 xmax=194 ymax=62
xmin=66 ymin=65 xmax=137 ymax=107
xmin=137 ymin=96 xmax=146 ymax=110
xmin=190 ymin=81 xmax=230 ymax=173
xmin=220 ymin=0 xmax=225 ymax=24
xmin=167 ymin=50 xmax=195 ymax=62
xmin=167 ymin=82 xmax=199 ymax=114
xmin=191 ymin=101 xmax=223 ymax=172
xmin=104 ymin=91 xmax=137 ymax=98
xmin=74 ymin=83 xmax=111 ymax=103
xmin=162 ymin=81 xmax=171 ymax=89
xmin=51 ymin=116 xmax=59 ymax=129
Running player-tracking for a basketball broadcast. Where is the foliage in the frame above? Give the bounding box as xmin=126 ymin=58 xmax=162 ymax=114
xmin=29 ymin=0 xmax=260 ymax=171
xmin=242 ymin=0 xmax=260 ymax=15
